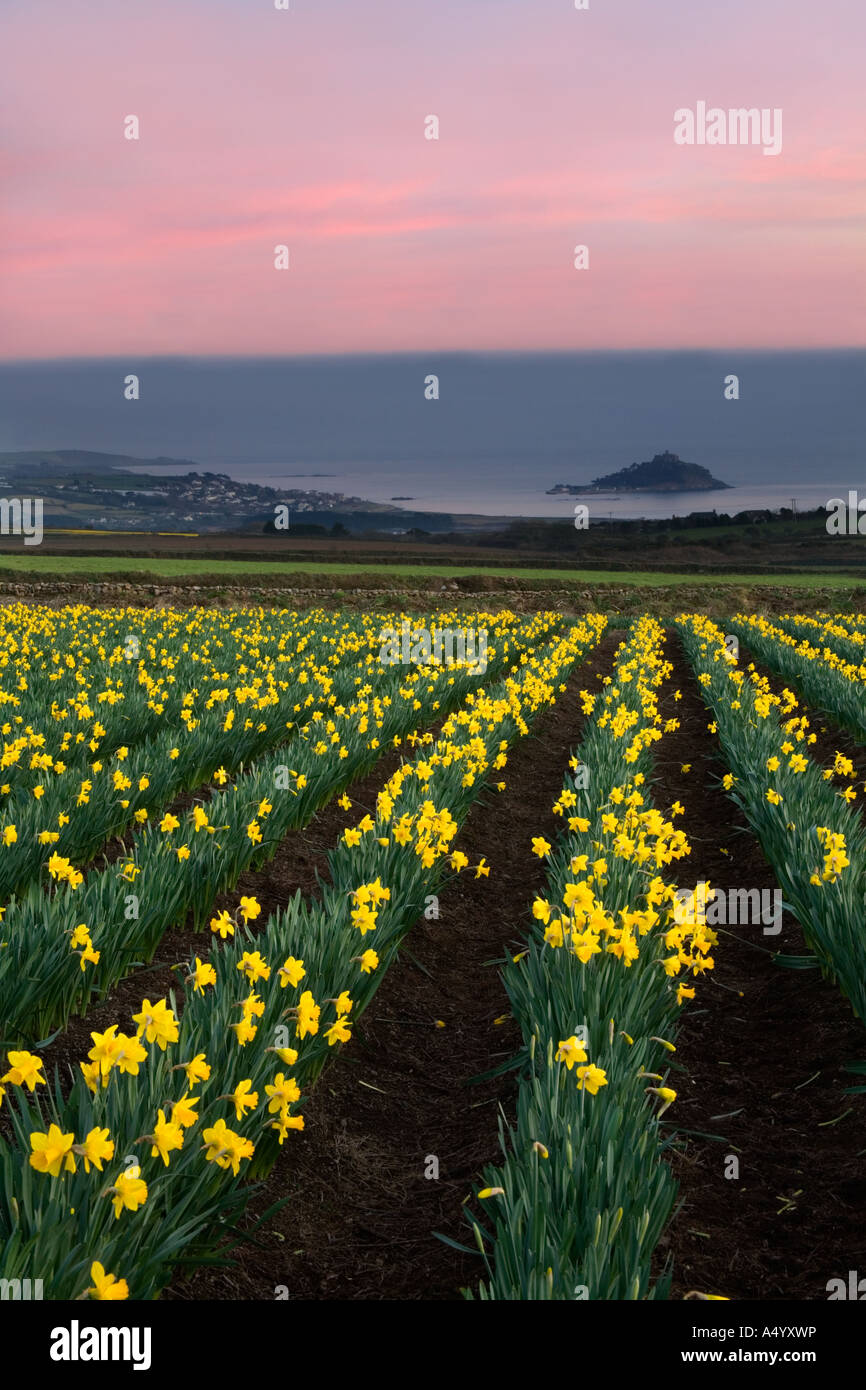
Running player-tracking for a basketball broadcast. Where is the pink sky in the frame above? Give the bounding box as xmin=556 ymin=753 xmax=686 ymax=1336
xmin=2 ymin=0 xmax=864 ymax=357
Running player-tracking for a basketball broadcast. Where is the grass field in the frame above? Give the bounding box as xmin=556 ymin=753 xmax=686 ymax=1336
xmin=2 ymin=553 xmax=865 ymax=589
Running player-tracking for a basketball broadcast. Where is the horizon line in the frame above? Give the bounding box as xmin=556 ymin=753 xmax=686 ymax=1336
xmin=2 ymin=346 xmax=865 ymax=367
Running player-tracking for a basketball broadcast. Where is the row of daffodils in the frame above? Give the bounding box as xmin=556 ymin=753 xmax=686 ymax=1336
xmin=0 ymin=614 xmax=607 ymax=1298
xmin=777 ymin=611 xmax=866 ymax=669
xmin=466 ymin=617 xmax=711 ymax=1300
xmin=677 ymin=614 xmax=866 ymax=1026
xmin=0 ymin=610 xmax=553 ymax=1043
xmin=729 ymin=611 xmax=866 ymax=745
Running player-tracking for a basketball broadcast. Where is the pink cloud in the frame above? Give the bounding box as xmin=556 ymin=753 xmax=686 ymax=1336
xmin=1 ymin=0 xmax=863 ymax=356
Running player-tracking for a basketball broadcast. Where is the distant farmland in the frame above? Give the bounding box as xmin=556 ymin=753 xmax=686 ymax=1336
xmin=1 ymin=552 xmax=866 ymax=589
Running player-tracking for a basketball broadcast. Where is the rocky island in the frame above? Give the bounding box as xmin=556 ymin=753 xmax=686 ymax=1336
xmin=548 ymin=450 xmax=732 ymax=495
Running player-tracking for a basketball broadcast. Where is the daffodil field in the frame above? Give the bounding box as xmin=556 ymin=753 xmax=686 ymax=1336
xmin=0 ymin=601 xmax=864 ymax=1303
xmin=0 ymin=604 xmax=530 ymax=905
xmin=0 ymin=602 xmax=607 ymax=1299
xmin=0 ymin=607 xmax=557 ymax=1041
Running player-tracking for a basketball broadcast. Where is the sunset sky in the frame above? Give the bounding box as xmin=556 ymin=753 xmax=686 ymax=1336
xmin=2 ymin=0 xmax=864 ymax=357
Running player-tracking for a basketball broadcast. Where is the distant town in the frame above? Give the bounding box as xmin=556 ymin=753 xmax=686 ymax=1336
xmin=41 ymin=470 xmax=395 ymax=525
xmin=0 ymin=452 xmax=403 ymax=532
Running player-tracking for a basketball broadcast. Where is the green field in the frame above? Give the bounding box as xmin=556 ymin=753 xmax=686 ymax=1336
xmin=1 ymin=553 xmax=865 ymax=589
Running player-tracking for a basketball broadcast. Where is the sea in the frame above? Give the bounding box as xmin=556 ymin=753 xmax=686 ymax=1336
xmin=0 ymin=352 xmax=862 ymax=521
